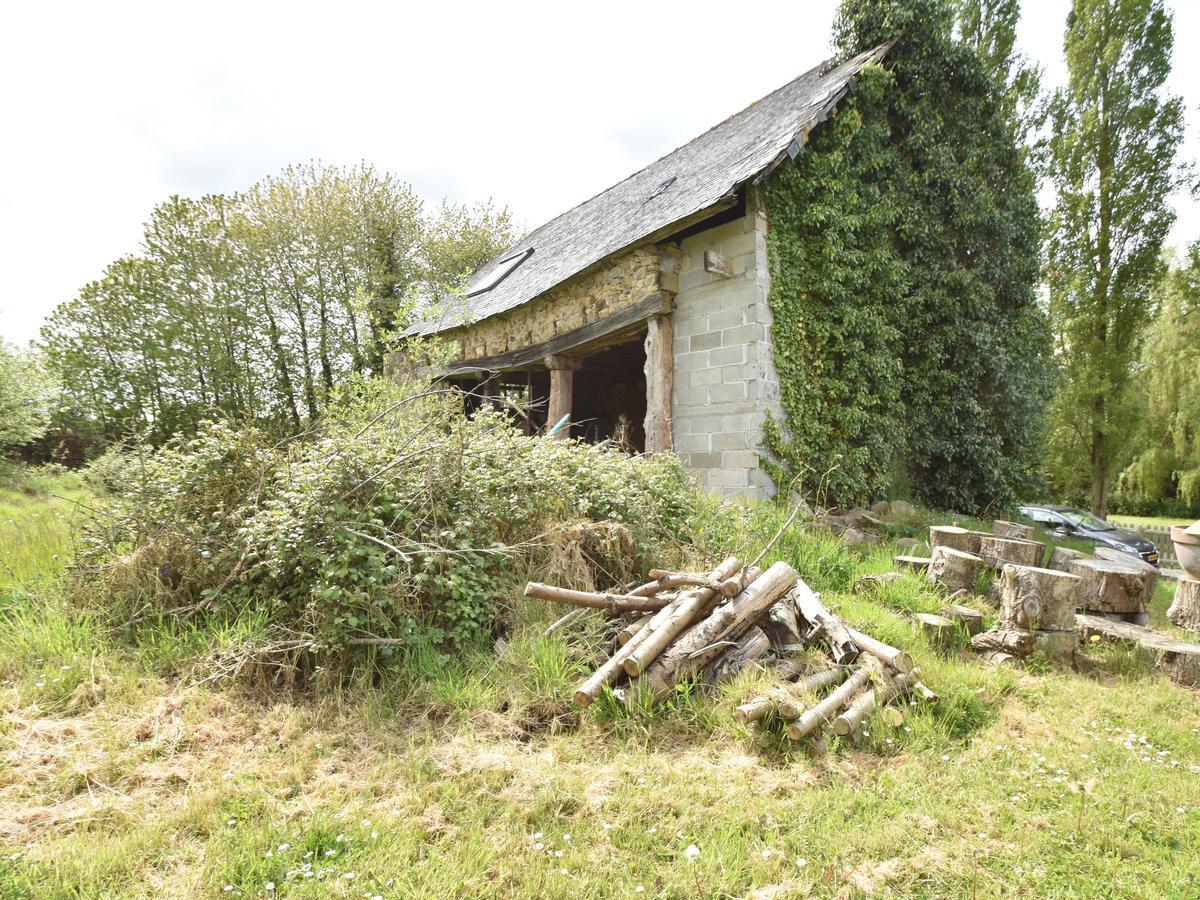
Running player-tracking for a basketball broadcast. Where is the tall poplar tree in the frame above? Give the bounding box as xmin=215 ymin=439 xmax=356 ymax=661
xmin=1044 ymin=0 xmax=1184 ymax=516
xmin=952 ymin=0 xmax=1042 ymax=143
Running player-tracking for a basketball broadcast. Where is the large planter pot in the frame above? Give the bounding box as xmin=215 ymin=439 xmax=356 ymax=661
xmin=1171 ymin=523 xmax=1200 ymax=580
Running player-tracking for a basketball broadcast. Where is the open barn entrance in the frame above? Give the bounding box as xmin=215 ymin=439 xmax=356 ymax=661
xmin=565 ymin=337 xmax=647 ymax=450
xmin=452 ymin=310 xmax=672 ymax=454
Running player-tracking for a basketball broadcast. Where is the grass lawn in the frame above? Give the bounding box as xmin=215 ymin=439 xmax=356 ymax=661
xmin=1 ymin=474 xmax=1198 ymax=898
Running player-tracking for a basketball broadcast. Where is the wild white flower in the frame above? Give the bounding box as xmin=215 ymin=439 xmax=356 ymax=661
xmin=562 ymin=833 xmax=571 ymax=842
xmin=761 ymin=849 xmax=772 ymax=859
xmin=635 ymin=887 xmax=645 ymax=894
xmin=265 ymin=883 xmax=275 ymax=892
xmin=534 ymin=843 xmax=544 ymax=851
xmin=796 ymin=857 xmax=808 ymax=868
xmin=343 ymin=871 xmax=355 ymax=879
xmin=277 ymin=843 xmax=289 ymax=851
xmin=684 ymin=844 xmax=700 ymax=861
xmin=222 ymin=887 xmax=233 ymax=894
xmin=533 ymin=832 xmax=543 ymax=840
xmin=646 ymin=827 xmax=657 ymax=834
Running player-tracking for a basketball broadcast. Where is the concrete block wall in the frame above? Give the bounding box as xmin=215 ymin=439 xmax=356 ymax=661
xmin=667 ymin=187 xmax=783 ymax=498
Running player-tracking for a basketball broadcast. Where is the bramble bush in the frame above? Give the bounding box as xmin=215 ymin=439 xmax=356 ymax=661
xmin=78 ymin=378 xmax=697 ymax=665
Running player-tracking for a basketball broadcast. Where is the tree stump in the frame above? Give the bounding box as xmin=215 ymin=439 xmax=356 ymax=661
xmin=914 ymin=612 xmax=955 ymax=649
xmin=997 ymin=564 xmax=1081 ymax=632
xmin=929 ymin=525 xmax=982 ymax=555
xmin=978 ymin=535 xmax=1044 ymax=569
xmin=1076 ymin=613 xmax=1200 ymax=687
xmin=1068 ymin=558 xmax=1158 ymax=617
xmin=1093 ymin=548 xmax=1157 ymax=573
xmin=894 ymin=555 xmax=931 ymax=573
xmin=1168 ymin=577 xmax=1200 ymax=633
xmin=1049 ymin=546 xmax=1087 ymax=571
xmin=927 ymin=546 xmax=985 ymax=593
xmin=939 ymin=603 xmax=985 ymax=636
xmin=993 ymin=520 xmax=1036 ymax=541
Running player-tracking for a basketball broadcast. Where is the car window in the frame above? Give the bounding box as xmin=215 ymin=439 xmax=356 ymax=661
xmin=1062 ymin=510 xmax=1115 ymax=532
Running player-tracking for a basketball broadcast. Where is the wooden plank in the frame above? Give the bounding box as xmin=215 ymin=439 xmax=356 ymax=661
xmin=443 ymin=291 xmax=674 ymax=375
xmin=1076 ymin=613 xmax=1200 ymax=687
xmin=642 ymin=315 xmax=673 ymax=453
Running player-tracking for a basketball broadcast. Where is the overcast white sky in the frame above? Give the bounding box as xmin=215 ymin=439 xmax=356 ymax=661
xmin=2 ymin=0 xmax=1197 ymax=345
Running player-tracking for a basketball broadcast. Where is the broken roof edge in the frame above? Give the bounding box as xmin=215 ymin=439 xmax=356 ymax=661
xmin=407 ymin=41 xmax=893 ymax=339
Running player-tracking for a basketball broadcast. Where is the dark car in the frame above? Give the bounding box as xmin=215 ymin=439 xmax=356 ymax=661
xmin=1017 ymin=505 xmax=1160 ymax=566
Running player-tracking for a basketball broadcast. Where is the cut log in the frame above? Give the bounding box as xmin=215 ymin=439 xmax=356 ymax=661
xmin=775 ymin=668 xmax=849 ymax=719
xmin=913 ymin=680 xmax=939 ymax=702
xmin=997 ymin=564 xmax=1082 ymax=632
xmin=927 ymin=546 xmax=985 ymax=593
xmin=1068 ymin=558 xmax=1158 ymax=616
xmin=639 ymin=561 xmax=794 ymax=692
xmin=617 ymin=613 xmax=654 ymax=646
xmin=929 ymin=525 xmax=982 ymax=555
xmin=524 ymin=582 xmax=669 ymax=613
xmin=832 ymin=672 xmax=918 ymax=736
xmin=894 ymin=555 xmax=932 ymax=573
xmin=701 ymin=626 xmax=770 ymax=686
xmin=1093 ymin=548 xmax=1158 ymax=573
xmin=970 ymin=628 xmax=1034 ymax=657
xmin=939 ymin=604 xmax=985 ymax=636
xmin=913 ymin=612 xmax=955 ymax=649
xmin=1032 ymin=629 xmax=1077 ymax=663
xmin=573 ymin=595 xmax=684 ymax=706
xmin=993 ymin=520 xmax=1036 ymax=541
xmin=852 ymin=572 xmax=904 ymax=594
xmin=1075 ymin=613 xmax=1200 ymax=687
xmin=786 ymin=664 xmax=874 ymax=740
xmin=1167 ymin=577 xmax=1200 ymax=632
xmin=791 ymin=582 xmax=861 ymax=665
xmin=648 ymin=569 xmax=744 ymax=597
xmin=621 ymin=556 xmax=742 ymax=677
xmin=978 ymin=535 xmax=1045 ymax=569
xmin=846 ymin=627 xmax=914 ymax=673
xmin=762 ymin=594 xmax=805 ymax=649
xmin=1048 ymin=546 xmax=1087 ymax=572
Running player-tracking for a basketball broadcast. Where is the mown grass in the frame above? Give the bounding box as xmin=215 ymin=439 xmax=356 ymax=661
xmin=1109 ymin=514 xmax=1193 ymax=530
xmin=0 ymin=473 xmax=1197 ymax=898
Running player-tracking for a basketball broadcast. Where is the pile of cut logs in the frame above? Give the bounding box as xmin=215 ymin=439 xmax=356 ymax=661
xmin=524 ymin=557 xmax=930 ymax=743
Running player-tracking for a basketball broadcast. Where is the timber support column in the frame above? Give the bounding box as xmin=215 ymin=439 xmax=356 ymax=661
xmin=643 ymin=314 xmax=674 ymax=453
xmin=544 ymin=355 xmax=582 ymax=438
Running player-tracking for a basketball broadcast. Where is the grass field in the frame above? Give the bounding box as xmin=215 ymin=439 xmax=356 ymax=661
xmin=1 ymin=473 xmax=1198 ymax=898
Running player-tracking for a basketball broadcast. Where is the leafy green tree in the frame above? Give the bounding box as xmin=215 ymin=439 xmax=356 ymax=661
xmin=952 ymin=0 xmax=1042 ymax=143
xmin=1115 ymin=246 xmax=1200 ymax=514
xmin=0 ymin=341 xmax=59 ymax=453
xmin=40 ymin=163 xmax=514 ymax=447
xmin=1044 ymin=0 xmax=1184 ymax=516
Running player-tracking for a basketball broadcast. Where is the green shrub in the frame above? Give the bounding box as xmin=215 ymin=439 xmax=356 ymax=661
xmin=75 ymin=378 xmax=698 ymax=664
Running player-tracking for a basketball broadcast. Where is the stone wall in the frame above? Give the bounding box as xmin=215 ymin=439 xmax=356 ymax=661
xmin=445 ymin=246 xmax=662 ymax=362
xmin=668 ymin=187 xmax=782 ymax=498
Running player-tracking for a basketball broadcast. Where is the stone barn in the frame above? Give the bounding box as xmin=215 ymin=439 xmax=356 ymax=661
xmin=406 ymin=44 xmax=889 ymax=498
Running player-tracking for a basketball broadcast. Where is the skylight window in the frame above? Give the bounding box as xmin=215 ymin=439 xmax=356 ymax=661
xmin=466 ymin=247 xmax=533 ymax=297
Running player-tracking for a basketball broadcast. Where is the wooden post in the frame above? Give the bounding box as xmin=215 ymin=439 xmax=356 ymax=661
xmin=643 ymin=315 xmax=674 ymax=453
xmin=544 ymin=355 xmax=582 ymax=438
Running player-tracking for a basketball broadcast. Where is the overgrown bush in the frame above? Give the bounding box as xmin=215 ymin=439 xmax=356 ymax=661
xmin=77 ymin=378 xmax=698 ymax=666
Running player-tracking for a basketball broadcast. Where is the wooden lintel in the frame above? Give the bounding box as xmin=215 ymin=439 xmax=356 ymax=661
xmin=443 ymin=291 xmax=674 ymax=375
xmin=544 ymin=355 xmax=583 ymax=371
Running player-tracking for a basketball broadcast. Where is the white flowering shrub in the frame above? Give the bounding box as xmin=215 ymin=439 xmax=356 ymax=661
xmin=79 ymin=378 xmax=697 ymax=662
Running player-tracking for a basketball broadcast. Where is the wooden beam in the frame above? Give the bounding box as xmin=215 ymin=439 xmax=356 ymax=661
xmin=545 ymin=355 xmax=581 ymax=438
xmin=643 ymin=315 xmax=673 ymax=453
xmin=443 ymin=291 xmax=674 ymax=375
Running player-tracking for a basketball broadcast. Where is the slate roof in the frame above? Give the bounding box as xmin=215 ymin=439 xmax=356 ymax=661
xmin=409 ymin=43 xmax=890 ymax=336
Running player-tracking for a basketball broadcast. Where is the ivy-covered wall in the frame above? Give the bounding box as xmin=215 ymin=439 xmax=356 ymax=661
xmin=762 ymin=49 xmax=1052 ymax=514
xmin=761 ymin=67 xmax=906 ymax=505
